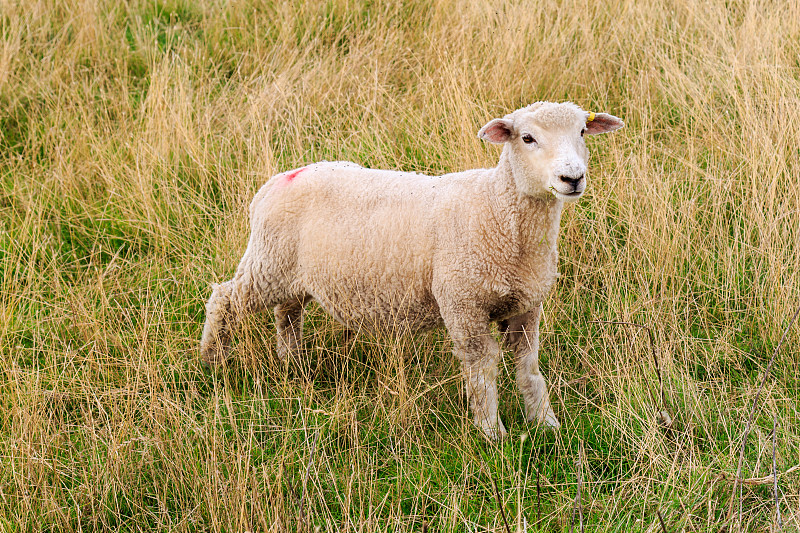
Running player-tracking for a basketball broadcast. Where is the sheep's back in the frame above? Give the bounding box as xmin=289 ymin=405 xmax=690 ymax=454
xmin=252 ymin=161 xmax=448 ymax=332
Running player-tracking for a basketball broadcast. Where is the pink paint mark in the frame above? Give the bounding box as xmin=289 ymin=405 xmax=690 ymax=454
xmin=282 ymin=166 xmax=307 ymax=184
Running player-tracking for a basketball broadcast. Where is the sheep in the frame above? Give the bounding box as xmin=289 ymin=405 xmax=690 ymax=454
xmin=200 ymin=101 xmax=624 ymax=440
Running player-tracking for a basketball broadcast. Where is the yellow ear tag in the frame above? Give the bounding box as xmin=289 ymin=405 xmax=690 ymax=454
xmin=587 ymin=111 xmax=596 ymax=122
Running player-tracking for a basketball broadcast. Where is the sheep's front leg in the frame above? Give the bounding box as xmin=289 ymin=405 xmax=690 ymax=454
xmin=441 ymin=309 xmax=507 ymax=440
xmin=274 ymin=295 xmax=310 ymax=360
xmin=501 ymin=305 xmax=559 ymax=428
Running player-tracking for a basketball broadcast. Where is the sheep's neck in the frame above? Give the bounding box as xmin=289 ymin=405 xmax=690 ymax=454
xmin=489 ymin=154 xmax=564 ymax=274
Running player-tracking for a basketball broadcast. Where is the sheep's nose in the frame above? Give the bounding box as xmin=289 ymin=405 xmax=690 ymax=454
xmin=559 ymin=175 xmax=584 ymax=188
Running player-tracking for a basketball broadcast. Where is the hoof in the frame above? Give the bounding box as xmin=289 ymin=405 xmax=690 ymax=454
xmin=528 ymin=405 xmax=560 ymax=429
xmin=542 ymin=410 xmax=561 ymax=429
xmin=275 ymin=343 xmax=302 ymax=361
xmin=200 ymin=353 xmax=223 ymax=368
xmin=478 ymin=418 xmax=508 ymax=441
xmin=275 ymin=346 xmax=288 ymax=361
xmin=200 ymin=356 xmax=226 ymax=369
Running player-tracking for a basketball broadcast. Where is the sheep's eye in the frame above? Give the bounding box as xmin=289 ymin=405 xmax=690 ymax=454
xmin=522 ymin=134 xmax=536 ymax=144
xmin=580 ymin=128 xmax=586 ymax=137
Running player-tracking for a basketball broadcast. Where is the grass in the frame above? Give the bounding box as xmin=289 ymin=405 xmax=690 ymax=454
xmin=1 ymin=0 xmax=800 ymax=530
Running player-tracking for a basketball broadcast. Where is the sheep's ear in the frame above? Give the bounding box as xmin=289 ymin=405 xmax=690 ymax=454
xmin=478 ymin=118 xmax=514 ymax=144
xmin=585 ymin=112 xmax=624 ymax=135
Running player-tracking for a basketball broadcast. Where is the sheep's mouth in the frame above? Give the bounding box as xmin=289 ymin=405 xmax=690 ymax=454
xmin=551 ymin=189 xmax=584 ymax=201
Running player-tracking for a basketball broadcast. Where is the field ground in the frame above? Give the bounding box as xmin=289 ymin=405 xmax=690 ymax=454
xmin=2 ymin=0 xmax=800 ymax=531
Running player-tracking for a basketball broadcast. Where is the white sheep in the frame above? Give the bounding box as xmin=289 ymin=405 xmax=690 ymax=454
xmin=201 ymin=101 xmax=624 ymax=439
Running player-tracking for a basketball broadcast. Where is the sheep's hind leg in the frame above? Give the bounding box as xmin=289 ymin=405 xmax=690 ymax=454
xmin=500 ymin=304 xmax=559 ymax=428
xmin=274 ymin=294 xmax=311 ymax=360
xmin=441 ymin=308 xmax=507 ymax=440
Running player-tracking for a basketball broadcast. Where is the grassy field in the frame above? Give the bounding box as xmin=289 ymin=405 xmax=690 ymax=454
xmin=2 ymin=0 xmax=800 ymax=530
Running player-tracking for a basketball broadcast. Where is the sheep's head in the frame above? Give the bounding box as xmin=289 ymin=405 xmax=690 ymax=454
xmin=478 ymin=102 xmax=623 ymax=202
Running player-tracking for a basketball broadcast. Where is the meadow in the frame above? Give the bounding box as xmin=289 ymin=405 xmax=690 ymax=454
xmin=1 ymin=0 xmax=800 ymax=530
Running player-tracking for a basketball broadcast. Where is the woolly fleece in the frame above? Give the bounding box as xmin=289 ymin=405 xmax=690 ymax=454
xmin=200 ymin=101 xmax=624 ymax=439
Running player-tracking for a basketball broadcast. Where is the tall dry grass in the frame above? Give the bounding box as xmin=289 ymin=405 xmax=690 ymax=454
xmin=1 ymin=0 xmax=799 ymax=530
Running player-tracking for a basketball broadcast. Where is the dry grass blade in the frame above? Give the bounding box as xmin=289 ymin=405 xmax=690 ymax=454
xmin=536 ymin=468 xmax=541 ymax=525
xmin=728 ymin=303 xmax=800 ymax=529
xmin=299 ymin=428 xmax=320 ymax=529
xmin=773 ymin=413 xmax=782 ymax=531
xmin=657 ymin=509 xmax=668 ymax=533
xmin=570 ymin=442 xmax=584 ymax=533
xmin=485 ymin=460 xmax=512 ymax=533
xmin=716 ymin=465 xmax=799 ymax=486
xmin=491 ymin=473 xmax=512 ymax=533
